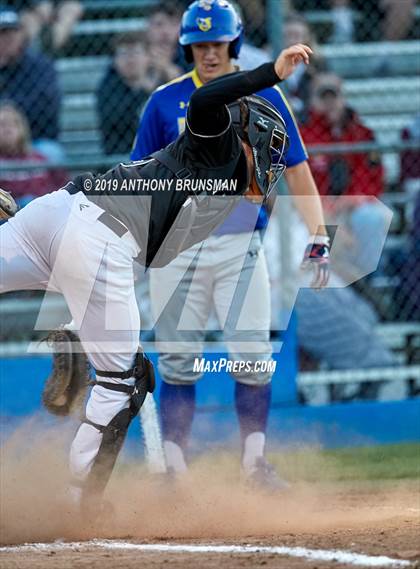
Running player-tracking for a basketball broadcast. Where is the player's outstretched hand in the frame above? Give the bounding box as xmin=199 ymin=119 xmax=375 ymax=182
xmin=274 ymin=44 xmax=313 ymax=81
xmin=301 ymin=235 xmax=330 ymax=290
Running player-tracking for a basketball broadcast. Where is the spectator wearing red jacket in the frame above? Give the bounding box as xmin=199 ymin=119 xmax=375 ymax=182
xmin=300 ymin=73 xmax=389 ymax=280
xmin=0 ymin=101 xmax=68 ymax=207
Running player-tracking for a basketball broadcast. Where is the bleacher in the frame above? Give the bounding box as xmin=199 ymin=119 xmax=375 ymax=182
xmin=55 ymin=0 xmax=420 ymax=185
xmin=58 ymin=50 xmax=420 ymax=181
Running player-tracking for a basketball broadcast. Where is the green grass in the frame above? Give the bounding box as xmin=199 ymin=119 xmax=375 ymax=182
xmin=117 ymin=443 xmax=420 ymax=484
xmin=270 ymin=443 xmax=420 ymax=482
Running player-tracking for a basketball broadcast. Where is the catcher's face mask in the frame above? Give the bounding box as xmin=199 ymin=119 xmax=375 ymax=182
xmin=230 ymin=96 xmax=289 ymax=200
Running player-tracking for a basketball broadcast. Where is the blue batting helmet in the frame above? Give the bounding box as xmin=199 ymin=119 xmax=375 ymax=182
xmin=179 ymin=0 xmax=244 ymax=62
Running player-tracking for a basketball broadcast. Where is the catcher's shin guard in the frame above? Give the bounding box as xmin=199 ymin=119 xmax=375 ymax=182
xmin=81 ymin=351 xmax=155 ymax=500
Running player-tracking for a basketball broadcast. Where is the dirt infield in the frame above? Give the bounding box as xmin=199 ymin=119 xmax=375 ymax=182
xmin=1 ymin=509 xmax=419 ymax=569
xmin=1 ymin=424 xmax=419 ymax=568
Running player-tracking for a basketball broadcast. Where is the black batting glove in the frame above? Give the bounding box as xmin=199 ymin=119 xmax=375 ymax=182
xmin=301 ymin=235 xmax=330 ymax=289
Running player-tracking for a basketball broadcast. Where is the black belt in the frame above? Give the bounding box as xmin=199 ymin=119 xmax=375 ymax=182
xmin=97 ymin=212 xmax=128 ymax=238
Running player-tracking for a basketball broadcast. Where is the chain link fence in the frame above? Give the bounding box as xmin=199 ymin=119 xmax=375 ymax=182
xmin=0 ymin=0 xmax=419 ymax=401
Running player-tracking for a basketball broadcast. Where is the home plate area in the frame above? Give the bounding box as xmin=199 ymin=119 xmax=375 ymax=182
xmin=0 ymin=535 xmax=418 ymax=569
xmin=1 ymin=446 xmax=419 ymax=569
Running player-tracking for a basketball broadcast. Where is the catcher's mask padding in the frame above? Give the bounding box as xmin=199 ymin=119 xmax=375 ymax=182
xmin=229 ymin=96 xmax=289 ymax=199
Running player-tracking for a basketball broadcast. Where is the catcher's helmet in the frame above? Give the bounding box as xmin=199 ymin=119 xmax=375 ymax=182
xmin=229 ymin=96 xmax=289 ymax=200
xmin=179 ymin=0 xmax=243 ymax=63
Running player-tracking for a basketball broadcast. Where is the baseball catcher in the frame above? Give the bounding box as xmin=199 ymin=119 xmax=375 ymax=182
xmin=0 ymin=44 xmax=329 ymax=515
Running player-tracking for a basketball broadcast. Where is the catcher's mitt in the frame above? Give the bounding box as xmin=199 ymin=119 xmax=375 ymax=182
xmin=0 ymin=188 xmax=18 ymax=220
xmin=43 ymin=329 xmax=89 ymax=416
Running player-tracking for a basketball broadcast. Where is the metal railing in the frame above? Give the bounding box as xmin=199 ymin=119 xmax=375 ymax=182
xmin=2 ymin=141 xmax=418 ymax=173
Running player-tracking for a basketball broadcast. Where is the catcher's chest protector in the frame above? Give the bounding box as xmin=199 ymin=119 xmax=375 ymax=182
xmin=149 ymin=150 xmax=241 ymax=268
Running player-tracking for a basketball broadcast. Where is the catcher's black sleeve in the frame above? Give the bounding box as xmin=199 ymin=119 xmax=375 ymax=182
xmin=187 ymin=62 xmax=280 ymax=137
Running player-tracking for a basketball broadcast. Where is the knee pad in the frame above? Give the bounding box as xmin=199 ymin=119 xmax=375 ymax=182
xmin=95 ymin=350 xmax=155 ymax=413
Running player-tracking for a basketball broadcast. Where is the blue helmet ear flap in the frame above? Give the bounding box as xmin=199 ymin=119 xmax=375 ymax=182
xmin=229 ymin=34 xmax=243 ymax=59
xmin=183 ymin=45 xmax=194 ymax=63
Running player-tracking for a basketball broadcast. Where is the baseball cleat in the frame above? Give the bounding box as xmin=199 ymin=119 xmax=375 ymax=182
xmin=242 ymin=457 xmax=290 ymax=494
xmin=0 ymin=188 xmax=18 ymax=219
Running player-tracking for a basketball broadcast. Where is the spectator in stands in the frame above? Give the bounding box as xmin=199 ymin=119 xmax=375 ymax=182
xmin=283 ymin=13 xmax=327 ymax=123
xmin=391 ymin=115 xmax=420 ymax=322
xmin=292 ymin=0 xmax=416 ymax=44
xmin=229 ymin=1 xmax=270 ymax=70
xmin=97 ymin=31 xmax=173 ymax=156
xmin=19 ymin=0 xmax=84 ymax=55
xmin=237 ymin=0 xmax=268 ymax=48
xmin=0 ymin=6 xmax=63 ymax=163
xmin=291 ymin=0 xmax=354 ymax=43
xmin=352 ymin=0 xmax=416 ymax=43
xmin=392 ymin=189 xmax=420 ymax=322
xmin=146 ymin=2 xmax=185 ymax=75
xmin=0 ymin=101 xmax=68 ymax=207
xmin=400 ymin=113 xmax=420 ymax=187
xmin=300 ymin=72 xmax=389 ymax=280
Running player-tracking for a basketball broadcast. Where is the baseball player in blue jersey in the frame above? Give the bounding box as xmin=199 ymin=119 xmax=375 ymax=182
xmin=132 ymin=0 xmax=327 ymax=490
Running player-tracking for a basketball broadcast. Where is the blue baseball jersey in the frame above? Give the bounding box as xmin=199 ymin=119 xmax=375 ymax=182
xmin=131 ymin=68 xmax=308 ymax=233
